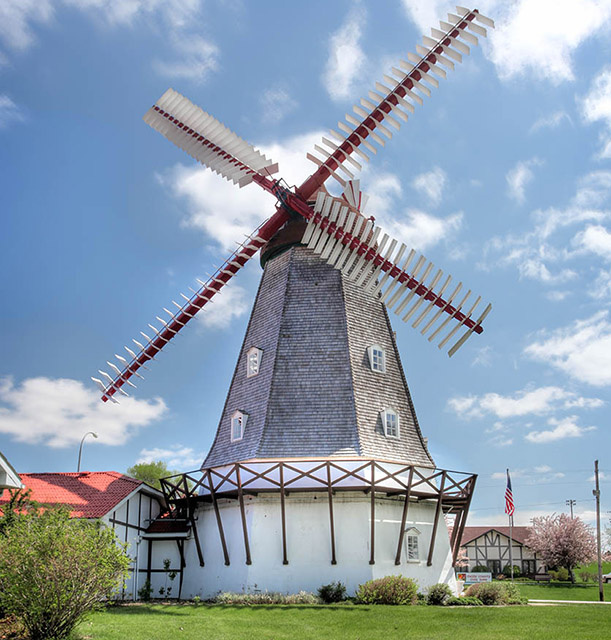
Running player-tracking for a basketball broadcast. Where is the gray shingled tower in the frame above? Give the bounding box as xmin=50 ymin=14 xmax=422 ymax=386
xmin=204 ymin=240 xmax=434 ymax=469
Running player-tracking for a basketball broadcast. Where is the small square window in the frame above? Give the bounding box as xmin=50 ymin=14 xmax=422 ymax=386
xmin=367 ymin=345 xmax=385 ymax=373
xmin=246 ymin=347 xmax=262 ymax=378
xmin=380 ymin=409 xmax=399 ymax=438
xmin=231 ymin=410 xmax=248 ymax=442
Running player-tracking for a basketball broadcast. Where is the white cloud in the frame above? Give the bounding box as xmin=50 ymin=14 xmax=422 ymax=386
xmin=581 ymin=66 xmax=611 ymax=158
xmin=524 ymin=311 xmax=611 ymax=387
xmin=158 ymin=130 xmax=322 ymax=253
xmin=0 ymin=376 xmax=167 ymax=448
xmin=448 ymin=385 xmax=603 ymax=420
xmin=0 ymin=0 xmax=53 ymax=52
xmin=471 ymin=345 xmax=493 ymax=367
xmin=137 ymin=444 xmax=203 ymax=470
xmin=484 ymin=170 xmax=611 ymax=283
xmin=323 ymin=7 xmax=366 ymax=101
xmin=153 ymin=34 xmax=219 ymax=82
xmin=197 ymin=284 xmax=249 ymax=330
xmin=399 ymin=1 xmax=459 ymax=36
xmin=411 ymin=167 xmax=446 ymax=207
xmin=0 ymin=95 xmax=24 ymax=129
xmin=259 ymin=85 xmax=297 ymax=123
xmin=534 ymin=465 xmax=551 ymax=473
xmin=530 ymin=110 xmax=571 ymax=133
xmin=506 ymin=157 xmax=542 ymax=204
xmin=525 ymin=415 xmax=596 ymax=443
xmin=574 ymin=224 xmax=611 ymax=261
xmin=489 ymin=0 xmax=611 ymax=84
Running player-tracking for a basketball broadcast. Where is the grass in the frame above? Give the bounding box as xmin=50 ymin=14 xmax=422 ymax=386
xmin=516 ymin=581 xmax=611 ymax=601
xmin=77 ymin=603 xmax=611 ymax=640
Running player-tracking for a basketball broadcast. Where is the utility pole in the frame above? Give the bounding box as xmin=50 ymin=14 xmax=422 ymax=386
xmin=566 ymin=499 xmax=576 ymax=519
xmin=593 ymin=460 xmax=604 ymax=602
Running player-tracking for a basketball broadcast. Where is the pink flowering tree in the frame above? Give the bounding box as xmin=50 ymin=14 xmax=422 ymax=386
xmin=526 ymin=514 xmax=597 ymax=583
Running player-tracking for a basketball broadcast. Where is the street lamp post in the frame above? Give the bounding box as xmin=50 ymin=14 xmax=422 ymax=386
xmin=77 ymin=432 xmax=98 ymax=472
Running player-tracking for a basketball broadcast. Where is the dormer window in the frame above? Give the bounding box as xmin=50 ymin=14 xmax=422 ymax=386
xmin=246 ymin=347 xmax=262 ymax=378
xmin=367 ymin=345 xmax=385 ymax=373
xmin=231 ymin=410 xmax=248 ymax=442
xmin=381 ymin=408 xmax=399 ymax=438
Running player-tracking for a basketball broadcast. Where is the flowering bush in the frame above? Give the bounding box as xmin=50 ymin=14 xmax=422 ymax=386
xmin=526 ymin=515 xmax=596 ymax=583
xmin=355 ymin=576 xmax=418 ymax=605
xmin=214 ymin=591 xmax=320 ymax=605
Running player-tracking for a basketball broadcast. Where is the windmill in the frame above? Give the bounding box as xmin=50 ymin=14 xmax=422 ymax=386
xmin=94 ymin=7 xmax=494 ymax=599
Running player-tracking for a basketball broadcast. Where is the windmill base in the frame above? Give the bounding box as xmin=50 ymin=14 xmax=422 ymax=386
xmin=146 ymin=491 xmax=458 ymax=599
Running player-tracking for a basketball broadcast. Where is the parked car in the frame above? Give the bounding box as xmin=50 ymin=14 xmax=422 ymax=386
xmin=603 ymin=572 xmax=611 ymax=584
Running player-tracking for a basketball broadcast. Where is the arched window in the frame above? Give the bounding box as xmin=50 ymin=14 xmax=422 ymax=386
xmin=231 ymin=410 xmax=248 ymax=442
xmin=246 ymin=347 xmax=262 ymax=378
xmin=404 ymin=527 xmax=421 ymax=562
xmin=380 ymin=408 xmax=400 ymax=438
xmin=367 ymin=344 xmax=385 ymax=373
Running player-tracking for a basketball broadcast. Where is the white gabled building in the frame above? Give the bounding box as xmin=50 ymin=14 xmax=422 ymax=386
xmin=0 ymin=472 xmax=166 ymax=599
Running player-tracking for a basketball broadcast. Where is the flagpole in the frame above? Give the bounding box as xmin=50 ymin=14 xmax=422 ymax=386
xmin=507 ymin=468 xmax=514 ymax=583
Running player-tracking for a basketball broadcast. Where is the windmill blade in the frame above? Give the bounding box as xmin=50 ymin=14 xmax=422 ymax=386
xmin=144 ymin=88 xmax=279 ymax=188
xmin=301 ymin=6 xmax=493 ymax=196
xmin=92 ymin=207 xmax=293 ymax=402
xmin=302 ymin=191 xmax=491 ymax=356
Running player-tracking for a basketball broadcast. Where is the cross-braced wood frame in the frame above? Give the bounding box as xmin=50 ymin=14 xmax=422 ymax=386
xmin=159 ymin=458 xmax=476 ymax=569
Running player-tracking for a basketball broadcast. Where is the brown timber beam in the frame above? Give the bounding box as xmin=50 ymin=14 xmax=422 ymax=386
xmin=236 ymin=465 xmax=252 ymax=565
xmin=452 ymin=475 xmax=476 ymax=565
xmin=208 ymin=470 xmax=230 ymax=565
xmin=394 ymin=466 xmax=414 ymax=565
xmin=369 ymin=462 xmax=375 ymax=565
xmin=280 ymin=463 xmax=288 ymax=565
xmin=427 ymin=471 xmax=446 ymax=567
xmin=189 ymin=513 xmax=205 ymax=567
xmin=327 ymin=462 xmax=337 ymax=564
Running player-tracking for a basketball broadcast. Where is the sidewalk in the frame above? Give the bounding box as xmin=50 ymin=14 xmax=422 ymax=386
xmin=529 ymin=599 xmax=610 ymax=605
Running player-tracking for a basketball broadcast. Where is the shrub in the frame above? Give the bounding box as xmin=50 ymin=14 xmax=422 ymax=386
xmin=426 ymin=583 xmax=453 ymax=606
xmin=138 ymin=579 xmax=153 ymax=602
xmin=214 ymin=591 xmax=319 ymax=605
xmin=446 ymin=596 xmax=483 ymax=606
xmin=549 ymin=567 xmax=569 ymax=581
xmin=317 ymin=581 xmax=347 ymax=604
xmin=464 ymin=582 xmax=506 ymax=605
xmin=0 ymin=508 xmax=129 ymax=640
xmin=502 ymin=582 xmax=528 ymax=605
xmin=471 ymin=565 xmax=490 ymax=573
xmin=355 ymin=576 xmax=418 ymax=605
xmin=464 ymin=582 xmax=527 ymax=606
xmin=502 ymin=564 xmax=521 ymax=578
xmin=579 ymin=570 xmax=596 ymax=583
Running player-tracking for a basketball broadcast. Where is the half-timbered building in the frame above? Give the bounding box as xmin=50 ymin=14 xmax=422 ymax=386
xmin=460 ymin=526 xmax=545 ymax=576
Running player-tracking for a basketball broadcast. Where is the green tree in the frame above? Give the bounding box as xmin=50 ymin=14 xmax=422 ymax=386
xmin=127 ymin=460 xmax=172 ymax=490
xmin=0 ymin=508 xmax=129 ymax=640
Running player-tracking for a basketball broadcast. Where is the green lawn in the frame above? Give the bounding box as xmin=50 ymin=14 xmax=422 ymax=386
xmin=516 ymin=581 xmax=611 ymax=601
xmin=80 ymin=603 xmax=611 ymax=640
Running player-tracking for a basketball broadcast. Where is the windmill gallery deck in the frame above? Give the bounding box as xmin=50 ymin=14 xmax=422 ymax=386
xmin=93 ymin=7 xmax=494 ymax=598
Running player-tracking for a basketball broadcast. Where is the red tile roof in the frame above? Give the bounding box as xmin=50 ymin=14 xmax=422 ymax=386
xmin=0 ymin=472 xmax=147 ymax=518
xmin=461 ymin=526 xmax=532 ymax=547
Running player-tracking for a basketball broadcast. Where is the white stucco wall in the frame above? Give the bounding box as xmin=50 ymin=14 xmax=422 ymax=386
xmin=173 ymin=491 xmax=457 ymax=599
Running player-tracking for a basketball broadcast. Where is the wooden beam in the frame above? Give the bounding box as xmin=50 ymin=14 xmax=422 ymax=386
xmin=177 ymin=539 xmax=185 ymax=600
xmin=280 ymin=463 xmax=288 ymax=565
xmin=452 ymin=475 xmax=476 ymax=565
xmin=189 ymin=513 xmax=205 ymax=567
xmin=394 ymin=466 xmax=414 ymax=565
xmin=327 ymin=462 xmax=337 ymax=564
xmin=207 ymin=470 xmax=230 ymax=566
xmin=427 ymin=471 xmax=446 ymax=567
xmin=236 ymin=465 xmax=252 ymax=565
xmin=369 ymin=462 xmax=375 ymax=565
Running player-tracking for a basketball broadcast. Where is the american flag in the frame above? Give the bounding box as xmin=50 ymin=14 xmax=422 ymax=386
xmin=505 ymin=469 xmax=515 ymax=516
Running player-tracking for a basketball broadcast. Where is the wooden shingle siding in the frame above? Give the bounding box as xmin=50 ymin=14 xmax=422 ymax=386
xmin=203 ymin=247 xmax=433 ymax=466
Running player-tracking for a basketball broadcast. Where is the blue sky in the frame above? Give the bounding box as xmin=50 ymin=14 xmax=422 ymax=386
xmin=1 ymin=0 xmax=610 ymax=531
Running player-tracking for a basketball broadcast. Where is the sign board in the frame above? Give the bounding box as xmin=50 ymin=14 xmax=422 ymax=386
xmin=456 ymin=572 xmax=492 ymax=584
